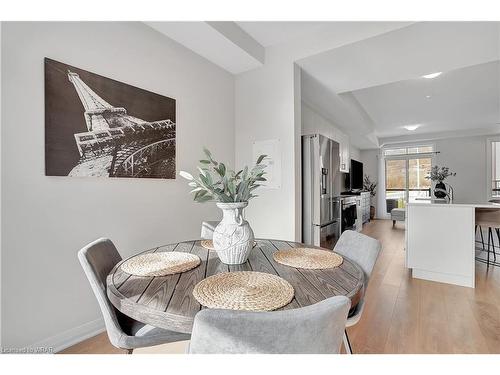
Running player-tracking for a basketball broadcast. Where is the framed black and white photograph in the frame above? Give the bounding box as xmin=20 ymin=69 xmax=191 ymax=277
xmin=44 ymin=58 xmax=176 ymax=178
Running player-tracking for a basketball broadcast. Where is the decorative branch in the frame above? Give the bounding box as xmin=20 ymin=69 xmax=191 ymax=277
xmin=363 ymin=174 xmax=377 ymax=197
xmin=425 ymin=166 xmax=456 ymax=183
xmin=180 ymin=148 xmax=267 ymax=203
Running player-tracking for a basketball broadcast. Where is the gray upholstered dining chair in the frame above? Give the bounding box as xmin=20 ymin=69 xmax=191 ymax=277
xmin=78 ymin=238 xmax=190 ymax=354
xmin=333 ymin=230 xmax=381 ymax=354
xmin=188 ymin=295 xmax=350 ymax=354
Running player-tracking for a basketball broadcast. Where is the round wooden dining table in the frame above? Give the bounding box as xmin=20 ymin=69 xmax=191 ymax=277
xmin=107 ymin=239 xmax=365 ymax=334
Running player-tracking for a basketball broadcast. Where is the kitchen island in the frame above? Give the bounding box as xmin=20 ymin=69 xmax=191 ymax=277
xmin=406 ymin=200 xmax=500 ymax=288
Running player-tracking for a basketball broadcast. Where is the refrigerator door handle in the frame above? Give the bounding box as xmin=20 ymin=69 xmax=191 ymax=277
xmin=321 ymin=168 xmax=328 ymax=195
xmin=312 ymin=137 xmax=320 ymax=226
xmin=328 ymin=138 xmax=335 ymax=223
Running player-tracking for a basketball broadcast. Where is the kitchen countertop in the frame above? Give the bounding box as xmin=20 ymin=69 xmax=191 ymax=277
xmin=407 ymin=200 xmax=500 ymax=208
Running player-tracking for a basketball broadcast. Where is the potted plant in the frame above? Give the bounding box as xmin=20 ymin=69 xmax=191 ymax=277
xmin=426 ymin=166 xmax=456 ymax=198
xmin=363 ymin=174 xmax=377 ymax=220
xmin=180 ymin=148 xmax=267 ymax=265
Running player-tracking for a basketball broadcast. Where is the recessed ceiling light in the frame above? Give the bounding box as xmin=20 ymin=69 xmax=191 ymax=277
xmin=426 ymin=95 xmax=431 ymax=99
xmin=404 ymin=124 xmax=420 ymax=131
xmin=422 ymin=72 xmax=442 ymax=79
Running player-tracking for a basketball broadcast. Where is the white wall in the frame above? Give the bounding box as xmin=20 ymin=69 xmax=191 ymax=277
xmin=235 ymin=51 xmax=298 ymax=240
xmin=350 ymin=146 xmax=361 ymax=162
xmin=234 ymin=24 xmax=408 ymax=242
xmin=434 ymin=136 xmax=488 ymax=204
xmin=301 ymin=100 xmax=361 ymax=159
xmin=301 ymin=101 xmax=340 ymax=140
xmin=1 ymin=22 xmax=234 ymax=350
xmin=360 ymin=135 xmax=493 ymax=218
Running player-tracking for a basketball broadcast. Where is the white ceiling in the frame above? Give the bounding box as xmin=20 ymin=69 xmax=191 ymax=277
xmin=299 ymin=22 xmax=500 ymax=94
xmin=145 ymin=21 xmax=500 ymax=149
xmin=146 ymin=21 xmax=408 ymax=75
xmin=298 ymin=22 xmax=500 ymax=148
xmin=350 ymin=61 xmax=500 ymax=138
xmin=236 ymin=22 xmax=335 ymax=47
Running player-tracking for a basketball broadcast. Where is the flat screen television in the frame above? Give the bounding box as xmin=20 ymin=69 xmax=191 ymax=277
xmin=350 ymin=159 xmax=363 ymax=190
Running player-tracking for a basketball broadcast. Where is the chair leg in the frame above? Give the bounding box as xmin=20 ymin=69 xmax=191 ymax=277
xmin=495 ymin=228 xmax=499 ymax=262
xmin=343 ymin=330 xmax=353 ymax=354
xmin=479 ymin=226 xmax=485 ymax=251
xmin=393 ymin=220 xmax=395 ymax=227
xmin=487 ymin=228 xmax=493 ymax=267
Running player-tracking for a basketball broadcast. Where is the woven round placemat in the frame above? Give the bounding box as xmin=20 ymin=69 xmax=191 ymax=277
xmin=200 ymin=240 xmax=216 ymax=250
xmin=192 ymin=271 xmax=294 ymax=311
xmin=273 ymin=248 xmax=343 ymax=269
xmin=200 ymin=239 xmax=258 ymax=250
xmin=120 ymin=252 xmax=201 ymax=277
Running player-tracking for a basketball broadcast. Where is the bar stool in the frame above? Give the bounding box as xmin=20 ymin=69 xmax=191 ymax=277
xmin=475 ymin=208 xmax=499 ymax=266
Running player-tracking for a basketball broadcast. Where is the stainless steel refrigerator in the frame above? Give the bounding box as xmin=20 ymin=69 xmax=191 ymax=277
xmin=302 ymin=134 xmax=341 ymax=249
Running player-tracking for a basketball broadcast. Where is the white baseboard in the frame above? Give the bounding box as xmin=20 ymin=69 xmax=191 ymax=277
xmin=30 ymin=318 xmax=105 ymax=353
xmin=412 ymin=268 xmax=474 ymax=288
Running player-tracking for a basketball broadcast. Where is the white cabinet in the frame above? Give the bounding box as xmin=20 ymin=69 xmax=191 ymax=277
xmin=355 ymin=193 xmax=371 ymax=232
xmin=406 ymin=203 xmax=475 ymax=288
xmin=360 ymin=192 xmax=370 ymax=223
xmin=355 ymin=197 xmax=363 ymax=232
xmin=338 ymin=132 xmax=350 ymax=173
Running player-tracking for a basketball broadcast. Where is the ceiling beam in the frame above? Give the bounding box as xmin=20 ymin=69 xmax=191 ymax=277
xmin=207 ymin=22 xmax=264 ymax=65
xmin=145 ymin=21 xmax=264 ymax=74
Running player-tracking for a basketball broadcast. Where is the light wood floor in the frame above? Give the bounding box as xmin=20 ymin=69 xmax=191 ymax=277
xmin=61 ymin=219 xmax=500 ymax=354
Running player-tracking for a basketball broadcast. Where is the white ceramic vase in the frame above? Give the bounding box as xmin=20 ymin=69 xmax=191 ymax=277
xmin=213 ymin=202 xmax=254 ymax=265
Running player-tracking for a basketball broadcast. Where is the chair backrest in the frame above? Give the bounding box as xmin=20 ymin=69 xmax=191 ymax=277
xmin=189 ymin=296 xmax=350 ymax=354
xmin=334 ymin=230 xmax=381 ymax=282
xmin=78 ymin=238 xmax=126 ymax=348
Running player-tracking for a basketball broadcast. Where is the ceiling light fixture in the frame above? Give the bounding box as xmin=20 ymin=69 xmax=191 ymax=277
xmin=426 ymin=95 xmax=431 ymax=99
xmin=404 ymin=124 xmax=420 ymax=131
xmin=422 ymin=72 xmax=442 ymax=79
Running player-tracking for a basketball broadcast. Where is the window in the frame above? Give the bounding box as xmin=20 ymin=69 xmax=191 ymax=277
xmin=385 ymin=159 xmax=407 ymax=207
xmin=408 ymin=157 xmax=432 ymax=202
xmin=384 ymin=145 xmax=433 ymax=156
xmin=384 ymin=145 xmax=434 ymax=211
xmin=408 ymin=146 xmax=434 ymax=154
xmin=487 ymin=138 xmax=500 ymax=198
xmin=384 ymin=148 xmax=407 ymax=156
